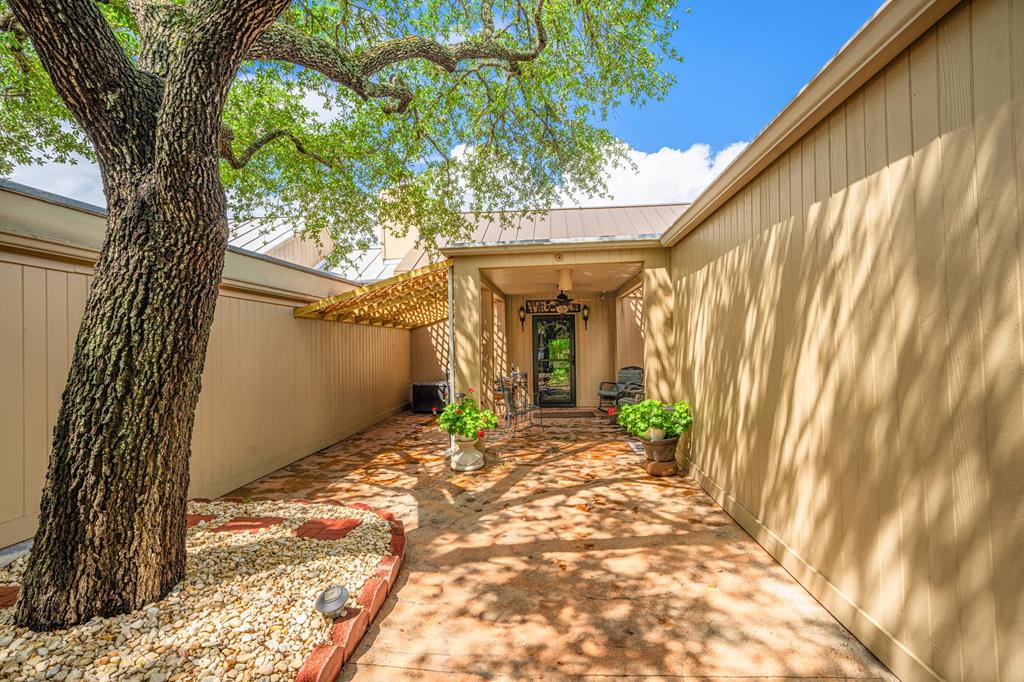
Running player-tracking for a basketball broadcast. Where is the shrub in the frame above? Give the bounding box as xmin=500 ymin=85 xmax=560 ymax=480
xmin=617 ymin=399 xmax=693 ymax=439
xmin=435 ymin=391 xmax=499 ymax=440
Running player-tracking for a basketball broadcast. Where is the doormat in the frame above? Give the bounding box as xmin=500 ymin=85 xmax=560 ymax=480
xmin=626 ymin=440 xmax=645 ymax=455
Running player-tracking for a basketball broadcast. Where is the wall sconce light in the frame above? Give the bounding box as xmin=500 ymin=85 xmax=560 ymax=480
xmin=518 ymin=306 xmax=527 ymax=330
xmin=582 ymin=304 xmax=590 ymax=330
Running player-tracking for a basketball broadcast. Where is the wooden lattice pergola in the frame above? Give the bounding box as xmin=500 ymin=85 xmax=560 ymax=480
xmin=294 ymin=259 xmax=452 ymax=328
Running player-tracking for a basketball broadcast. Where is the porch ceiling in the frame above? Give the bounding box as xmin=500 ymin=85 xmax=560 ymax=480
xmin=482 ymin=262 xmax=642 ymax=296
xmin=293 ymin=259 xmax=451 ymax=328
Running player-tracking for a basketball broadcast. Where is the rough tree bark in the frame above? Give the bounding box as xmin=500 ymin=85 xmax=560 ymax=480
xmin=9 ymin=0 xmax=289 ymax=631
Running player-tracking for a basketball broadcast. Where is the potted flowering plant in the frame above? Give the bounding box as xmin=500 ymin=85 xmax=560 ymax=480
xmin=617 ymin=399 xmax=693 ymax=470
xmin=435 ymin=390 xmax=499 ymax=472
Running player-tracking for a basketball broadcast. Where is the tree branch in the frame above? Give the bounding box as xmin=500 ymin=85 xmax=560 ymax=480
xmin=248 ymin=0 xmax=546 ymax=113
xmin=218 ymin=126 xmax=334 ymax=170
xmin=6 ymin=0 xmax=159 ymax=168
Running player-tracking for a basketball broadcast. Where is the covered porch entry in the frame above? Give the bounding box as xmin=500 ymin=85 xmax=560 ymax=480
xmin=441 ymin=240 xmax=677 ymax=412
xmin=484 ymin=261 xmax=644 ymax=410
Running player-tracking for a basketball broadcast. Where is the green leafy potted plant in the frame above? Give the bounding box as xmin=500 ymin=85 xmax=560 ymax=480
xmin=436 ymin=390 xmax=499 ymax=472
xmin=617 ymin=399 xmax=693 ymax=473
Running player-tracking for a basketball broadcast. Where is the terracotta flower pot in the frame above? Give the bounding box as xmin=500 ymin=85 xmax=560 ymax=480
xmin=640 ymin=436 xmax=678 ymax=462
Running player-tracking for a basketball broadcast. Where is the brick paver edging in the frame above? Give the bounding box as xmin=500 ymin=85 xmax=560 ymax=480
xmin=191 ymin=497 xmax=405 ymax=681
xmin=296 ymin=501 xmax=405 ymax=682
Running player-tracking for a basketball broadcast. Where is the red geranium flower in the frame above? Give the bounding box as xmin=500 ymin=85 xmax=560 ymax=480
xmin=432 ymin=407 xmax=437 ymax=413
xmin=607 ymin=408 xmax=615 ymax=417
xmin=468 ymin=388 xmax=475 ymax=393
xmin=477 ymin=429 xmax=485 ymax=439
xmin=456 ymin=408 xmax=462 ymax=414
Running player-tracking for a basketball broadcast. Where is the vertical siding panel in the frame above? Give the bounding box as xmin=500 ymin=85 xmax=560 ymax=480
xmin=67 ymin=274 xmax=87 ymax=358
xmin=885 ymin=50 xmax=927 ymax=659
xmin=909 ymin=29 xmax=947 ymax=674
xmin=846 ymin=89 xmax=882 ymax=621
xmin=45 ymin=270 xmax=68 ymax=441
xmin=864 ymin=73 xmax=901 ymax=638
xmin=768 ymin=154 xmax=792 ymax=539
xmin=997 ymin=0 xmax=1024 ymax=675
xmin=742 ymin=180 xmax=759 ymax=511
xmin=810 ymin=122 xmax=833 ymax=577
xmin=829 ymin=106 xmax=857 ymax=597
xmin=0 ymin=264 xmax=25 ymax=526
xmin=793 ymin=138 xmax=817 ymax=565
xmin=758 ymin=162 xmax=781 ymax=533
xmin=969 ymin=0 xmax=1015 ymax=674
xmin=937 ymin=7 xmax=996 ymax=677
xmin=22 ymin=268 xmax=48 ymax=516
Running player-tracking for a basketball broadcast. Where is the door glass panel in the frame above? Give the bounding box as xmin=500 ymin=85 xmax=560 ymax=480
xmin=534 ymin=316 xmax=575 ymax=406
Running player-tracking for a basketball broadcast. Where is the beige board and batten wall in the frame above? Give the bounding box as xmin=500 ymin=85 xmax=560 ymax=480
xmin=410 ymin=321 xmax=449 ymax=383
xmin=0 ymin=184 xmax=412 ymax=548
xmin=615 ymin=288 xmax=645 ymax=370
xmin=669 ymin=0 xmax=1023 ymax=679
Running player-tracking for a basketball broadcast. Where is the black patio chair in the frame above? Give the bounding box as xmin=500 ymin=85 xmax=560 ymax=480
xmin=498 ymin=374 xmax=543 ymax=435
xmin=614 ymin=382 xmax=646 ymax=407
xmin=598 ymin=366 xmax=645 ymax=410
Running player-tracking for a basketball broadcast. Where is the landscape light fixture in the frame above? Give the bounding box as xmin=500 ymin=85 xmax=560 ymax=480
xmin=582 ymin=304 xmax=590 ymax=330
xmin=315 ymin=585 xmax=349 ymax=619
xmin=518 ymin=306 xmax=527 ymax=330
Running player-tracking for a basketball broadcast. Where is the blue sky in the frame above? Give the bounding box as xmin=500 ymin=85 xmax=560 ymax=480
xmin=608 ymin=1 xmax=883 ymax=152
xmin=8 ymin=1 xmax=885 ymax=208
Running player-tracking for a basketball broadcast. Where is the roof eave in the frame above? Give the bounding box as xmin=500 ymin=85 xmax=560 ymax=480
xmin=659 ymin=0 xmax=960 ymax=248
xmin=441 ymin=234 xmax=664 ymax=257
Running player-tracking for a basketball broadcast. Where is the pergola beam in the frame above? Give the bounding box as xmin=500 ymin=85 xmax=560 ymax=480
xmin=295 ymin=258 xmax=452 ymax=329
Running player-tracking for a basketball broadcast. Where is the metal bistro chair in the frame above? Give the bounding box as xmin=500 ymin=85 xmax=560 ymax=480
xmin=498 ymin=374 xmax=543 ymax=435
xmin=598 ymin=366 xmax=645 ymax=411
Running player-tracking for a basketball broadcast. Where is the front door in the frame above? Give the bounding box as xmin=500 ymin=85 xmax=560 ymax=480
xmin=533 ymin=315 xmax=576 ymax=407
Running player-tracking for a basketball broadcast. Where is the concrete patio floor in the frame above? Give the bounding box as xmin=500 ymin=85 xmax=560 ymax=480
xmin=230 ymin=412 xmax=895 ymax=681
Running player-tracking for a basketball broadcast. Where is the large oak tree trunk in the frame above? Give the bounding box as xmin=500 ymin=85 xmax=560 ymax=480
xmin=15 ymin=168 xmax=228 ymax=631
xmin=9 ymin=0 xmax=290 ymax=631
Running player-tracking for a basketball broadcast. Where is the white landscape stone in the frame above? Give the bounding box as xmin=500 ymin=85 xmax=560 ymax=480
xmin=0 ymin=500 xmax=390 ymax=681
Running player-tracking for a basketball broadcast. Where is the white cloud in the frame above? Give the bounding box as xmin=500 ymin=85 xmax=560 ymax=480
xmin=4 ymin=140 xmax=749 ymax=213
xmin=6 ymin=155 xmax=105 ymax=207
xmin=569 ymin=141 xmax=747 ymax=207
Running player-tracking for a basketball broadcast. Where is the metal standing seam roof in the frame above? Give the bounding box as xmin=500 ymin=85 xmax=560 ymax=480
xmin=394 ymin=202 xmax=689 ymax=273
xmin=316 ymin=246 xmax=401 ymax=283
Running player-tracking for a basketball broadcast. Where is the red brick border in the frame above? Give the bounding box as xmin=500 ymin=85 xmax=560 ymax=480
xmin=186 ymin=514 xmax=215 ymax=529
xmin=0 ymin=586 xmax=19 ymax=608
xmin=186 ymin=497 xmax=405 ymax=680
xmin=295 ymin=503 xmax=405 ymax=681
xmin=295 ymin=517 xmax=362 ymax=540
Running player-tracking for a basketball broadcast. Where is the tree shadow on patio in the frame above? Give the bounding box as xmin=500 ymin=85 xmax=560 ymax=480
xmin=230 ymin=415 xmax=893 ymax=680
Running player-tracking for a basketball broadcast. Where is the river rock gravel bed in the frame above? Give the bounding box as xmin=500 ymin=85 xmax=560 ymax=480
xmin=0 ymin=500 xmax=391 ymax=681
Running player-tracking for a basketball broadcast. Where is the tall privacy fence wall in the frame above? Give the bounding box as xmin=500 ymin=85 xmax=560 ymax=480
xmin=668 ymin=0 xmax=1024 ymax=679
xmin=0 ymin=182 xmax=412 ymax=548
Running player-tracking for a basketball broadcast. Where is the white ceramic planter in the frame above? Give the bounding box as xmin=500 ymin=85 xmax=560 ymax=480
xmin=450 ymin=437 xmax=485 ymax=472
xmin=645 ymin=427 xmax=666 ymax=441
